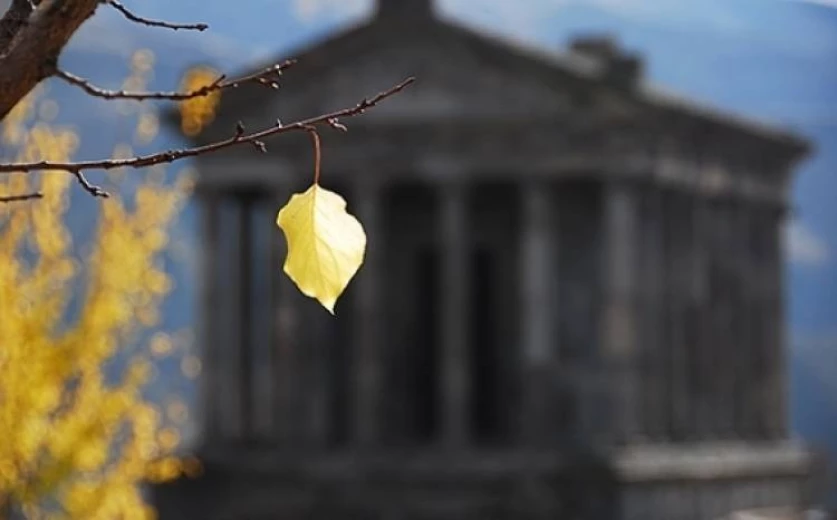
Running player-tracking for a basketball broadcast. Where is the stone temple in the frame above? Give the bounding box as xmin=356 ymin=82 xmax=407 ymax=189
xmin=154 ymin=1 xmax=824 ymax=518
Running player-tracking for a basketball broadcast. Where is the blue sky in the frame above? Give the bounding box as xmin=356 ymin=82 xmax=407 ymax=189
xmin=58 ymin=0 xmax=837 ymax=456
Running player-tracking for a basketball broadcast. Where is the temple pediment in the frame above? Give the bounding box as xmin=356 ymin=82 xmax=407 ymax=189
xmin=185 ymin=0 xmax=809 ymax=198
xmin=195 ymin=9 xmax=807 ymax=164
xmin=273 ymin=42 xmax=576 ymax=122
xmin=208 ymin=22 xmax=589 ymax=135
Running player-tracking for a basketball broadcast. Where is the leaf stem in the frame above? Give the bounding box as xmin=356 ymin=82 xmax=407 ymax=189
xmin=308 ymin=127 xmax=321 ymax=185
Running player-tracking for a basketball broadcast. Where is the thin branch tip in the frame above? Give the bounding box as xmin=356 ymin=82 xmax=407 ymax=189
xmin=72 ymin=171 xmax=109 ymax=198
xmin=105 ymin=0 xmax=208 ymax=31
xmin=55 ymin=61 xmax=295 ymax=102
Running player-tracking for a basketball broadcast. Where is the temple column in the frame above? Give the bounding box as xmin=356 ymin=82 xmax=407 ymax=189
xmin=764 ymin=207 xmax=788 ymax=438
xmin=237 ymin=192 xmax=257 ymax=440
xmin=352 ymin=180 xmax=384 ymax=447
xmin=716 ymin=199 xmax=737 ymax=438
xmin=749 ymin=207 xmax=770 ymax=438
xmin=198 ymin=188 xmax=221 ymax=442
xmin=249 ymin=196 xmax=278 ymax=440
xmin=735 ymin=200 xmax=757 ymax=439
xmin=691 ymin=195 xmax=713 ymax=441
xmin=440 ymin=180 xmax=471 ymax=447
xmin=600 ymin=180 xmax=640 ymax=444
xmin=519 ymin=181 xmax=558 ymax=446
xmin=640 ymin=186 xmax=666 ymax=442
xmin=665 ymin=192 xmax=689 ymax=441
xmin=702 ymin=198 xmax=730 ymax=438
xmin=272 ymin=186 xmax=303 ymax=445
xmin=217 ymin=194 xmax=244 ymax=440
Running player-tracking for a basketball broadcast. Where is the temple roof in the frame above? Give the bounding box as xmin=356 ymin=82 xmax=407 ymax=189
xmin=175 ymin=0 xmax=811 ymax=161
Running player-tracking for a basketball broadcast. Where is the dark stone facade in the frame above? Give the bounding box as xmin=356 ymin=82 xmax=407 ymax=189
xmin=154 ymin=1 xmax=823 ymax=518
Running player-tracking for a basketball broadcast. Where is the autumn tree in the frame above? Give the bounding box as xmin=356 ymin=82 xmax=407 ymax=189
xmin=0 ymin=0 xmax=411 ymax=518
xmin=0 ymin=54 xmax=202 ymax=517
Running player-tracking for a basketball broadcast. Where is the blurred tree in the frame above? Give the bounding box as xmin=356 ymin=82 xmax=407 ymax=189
xmin=0 ymin=4 xmax=411 ymax=517
xmin=0 ymin=54 xmax=197 ymax=519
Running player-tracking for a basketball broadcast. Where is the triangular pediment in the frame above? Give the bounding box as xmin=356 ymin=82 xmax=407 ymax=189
xmin=206 ymin=19 xmax=610 ymax=137
xmin=193 ymin=14 xmax=808 ymax=161
xmin=272 ymin=39 xmax=574 ymax=122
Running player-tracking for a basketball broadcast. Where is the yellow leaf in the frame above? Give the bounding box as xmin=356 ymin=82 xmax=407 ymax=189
xmin=276 ymin=184 xmax=366 ymax=313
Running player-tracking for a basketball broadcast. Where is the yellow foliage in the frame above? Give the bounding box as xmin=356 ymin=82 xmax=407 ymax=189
xmin=0 ymin=88 xmax=191 ymax=516
xmin=276 ymin=183 xmax=367 ymax=313
xmin=178 ymin=66 xmax=221 ymax=137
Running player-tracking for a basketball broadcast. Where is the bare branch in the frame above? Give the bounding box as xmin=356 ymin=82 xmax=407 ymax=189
xmin=327 ymin=118 xmax=348 ymax=132
xmin=103 ymin=0 xmax=208 ymax=31
xmin=0 ymin=77 xmax=415 ymax=196
xmin=0 ymin=191 xmax=44 ymax=203
xmin=54 ymin=60 xmax=295 ymax=102
xmin=72 ymin=171 xmax=109 ymax=198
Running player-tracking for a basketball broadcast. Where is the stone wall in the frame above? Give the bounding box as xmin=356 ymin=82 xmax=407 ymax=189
xmin=153 ymin=443 xmax=818 ymax=520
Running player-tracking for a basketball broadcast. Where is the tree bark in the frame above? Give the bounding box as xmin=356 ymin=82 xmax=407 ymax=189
xmin=0 ymin=0 xmax=99 ymax=120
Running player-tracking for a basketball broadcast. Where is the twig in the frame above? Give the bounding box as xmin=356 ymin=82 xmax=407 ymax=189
xmin=0 ymin=77 xmax=415 ymax=193
xmin=55 ymin=60 xmax=295 ymax=102
xmin=327 ymin=118 xmax=348 ymax=132
xmin=0 ymin=191 xmax=44 ymax=203
xmin=72 ymin=171 xmax=109 ymax=198
xmin=104 ymin=0 xmax=208 ymax=31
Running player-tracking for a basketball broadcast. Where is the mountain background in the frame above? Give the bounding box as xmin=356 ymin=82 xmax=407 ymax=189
xmin=13 ymin=0 xmax=836 ymax=502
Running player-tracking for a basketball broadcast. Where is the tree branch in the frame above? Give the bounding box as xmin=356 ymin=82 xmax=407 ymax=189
xmin=72 ymin=171 xmax=108 ymax=198
xmin=55 ymin=60 xmax=294 ymax=101
xmin=0 ymin=0 xmax=36 ymax=54
xmin=0 ymin=77 xmax=415 ymax=197
xmin=0 ymin=191 xmax=44 ymax=202
xmin=0 ymin=0 xmax=101 ymax=120
xmin=103 ymin=0 xmax=207 ymax=31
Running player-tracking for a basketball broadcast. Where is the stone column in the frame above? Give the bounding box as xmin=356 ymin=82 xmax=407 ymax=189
xmin=237 ymin=192 xmax=256 ymax=440
xmin=352 ymin=180 xmax=383 ymax=447
xmin=440 ymin=181 xmax=470 ymax=447
xmin=305 ymin=295 xmax=332 ymax=447
xmin=519 ymin=181 xmax=557 ymax=446
xmin=271 ymin=186 xmax=301 ymax=445
xmin=764 ymin=207 xmax=788 ymax=438
xmin=217 ymin=195 xmax=243 ymax=440
xmin=715 ymin=199 xmax=740 ymax=439
xmin=251 ymin=197 xmax=277 ymax=440
xmin=639 ymin=186 xmax=666 ymax=442
xmin=198 ymin=188 xmax=221 ymax=442
xmin=600 ymin=180 xmax=640 ymax=444
xmin=666 ymin=192 xmax=689 ymax=441
xmin=691 ymin=195 xmax=713 ymax=441
xmin=716 ymin=199 xmax=737 ymax=438
xmin=735 ymin=201 xmax=757 ymax=439
xmin=749 ymin=207 xmax=768 ymax=439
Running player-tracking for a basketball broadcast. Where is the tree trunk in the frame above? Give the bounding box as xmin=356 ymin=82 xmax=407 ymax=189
xmin=0 ymin=0 xmax=100 ymax=120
